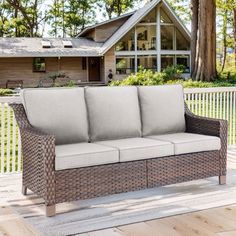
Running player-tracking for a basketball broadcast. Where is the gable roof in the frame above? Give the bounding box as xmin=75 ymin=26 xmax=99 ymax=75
xmin=78 ymin=11 xmax=134 ymax=37
xmin=0 ymin=0 xmax=190 ymax=58
xmin=0 ymin=37 xmax=102 ymax=57
xmin=99 ymin=0 xmax=190 ymax=55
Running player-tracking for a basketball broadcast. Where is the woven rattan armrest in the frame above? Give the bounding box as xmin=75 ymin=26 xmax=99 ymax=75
xmin=185 ymin=105 xmax=227 ymax=138
xmin=185 ymin=105 xmax=228 ymax=177
xmin=10 ymin=103 xmax=56 ymax=209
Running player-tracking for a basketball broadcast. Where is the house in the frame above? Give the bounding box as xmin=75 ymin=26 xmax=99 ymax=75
xmin=0 ymin=0 xmax=190 ymax=88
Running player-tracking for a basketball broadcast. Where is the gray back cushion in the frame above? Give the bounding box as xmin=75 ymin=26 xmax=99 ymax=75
xmin=138 ymin=85 xmax=186 ymax=136
xmin=85 ymin=86 xmax=141 ymax=141
xmin=21 ymin=88 xmax=89 ymax=145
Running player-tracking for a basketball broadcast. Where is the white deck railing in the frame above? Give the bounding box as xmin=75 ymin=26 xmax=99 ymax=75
xmin=184 ymin=87 xmax=236 ymax=145
xmin=0 ymin=96 xmax=21 ymax=174
xmin=0 ymin=86 xmax=236 ymax=174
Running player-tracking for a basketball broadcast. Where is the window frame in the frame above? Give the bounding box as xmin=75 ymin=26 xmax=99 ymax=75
xmin=33 ymin=57 xmax=46 ymax=73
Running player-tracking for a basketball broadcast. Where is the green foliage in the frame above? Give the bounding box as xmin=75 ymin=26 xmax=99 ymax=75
xmin=65 ymin=80 xmax=77 ymax=87
xmin=216 ymin=0 xmax=236 ymax=72
xmin=38 ymin=72 xmax=70 ymax=87
xmin=161 ymin=65 xmax=185 ymax=82
xmin=3 ymin=0 xmax=47 ymax=37
xmin=166 ymin=79 xmax=234 ymax=88
xmin=110 ymin=66 xmax=183 ymax=86
xmin=47 ymin=72 xmax=68 ymax=80
xmin=110 ymin=69 xmax=164 ymax=86
xmin=98 ymin=0 xmax=139 ymax=19
xmin=110 ymin=66 xmax=236 ymax=88
xmin=48 ymin=0 xmax=96 ymax=37
xmin=167 ymin=0 xmax=191 ymax=25
xmin=0 ymin=88 xmax=14 ymax=96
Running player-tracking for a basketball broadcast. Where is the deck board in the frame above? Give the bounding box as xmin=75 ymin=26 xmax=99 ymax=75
xmin=1 ymin=148 xmax=236 ymax=236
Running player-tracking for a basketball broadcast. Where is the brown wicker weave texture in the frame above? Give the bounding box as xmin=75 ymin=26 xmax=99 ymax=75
xmin=10 ymin=103 xmax=228 ymax=214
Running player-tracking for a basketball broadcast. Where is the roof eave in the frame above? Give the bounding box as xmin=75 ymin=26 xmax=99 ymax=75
xmin=0 ymin=53 xmax=101 ymax=58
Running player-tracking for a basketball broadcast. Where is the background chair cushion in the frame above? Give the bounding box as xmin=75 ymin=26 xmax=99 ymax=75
xmin=55 ymin=143 xmax=119 ymax=170
xmin=138 ymin=85 xmax=186 ymax=136
xmin=146 ymin=133 xmax=221 ymax=155
xmin=21 ymin=88 xmax=89 ymax=145
xmin=96 ymin=137 xmax=174 ymax=162
xmin=85 ymin=86 xmax=142 ymax=141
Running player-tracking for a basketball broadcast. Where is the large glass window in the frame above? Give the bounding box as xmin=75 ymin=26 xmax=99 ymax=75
xmin=161 ymin=55 xmax=174 ymax=70
xmin=137 ymin=55 xmax=157 ymax=71
xmin=176 ymin=55 xmax=190 ymax=73
xmin=136 ymin=25 xmax=156 ymax=51
xmin=176 ymin=29 xmax=190 ymax=50
xmin=115 ymin=29 xmax=135 ymax=51
xmin=161 ymin=9 xmax=172 ymax=23
xmin=139 ymin=8 xmax=157 ymax=23
xmin=116 ymin=56 xmax=135 ymax=75
xmin=161 ymin=25 xmax=174 ymax=50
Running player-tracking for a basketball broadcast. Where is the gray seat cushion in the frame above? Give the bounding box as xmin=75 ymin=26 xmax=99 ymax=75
xmin=55 ymin=143 xmax=119 ymax=170
xmin=146 ymin=133 xmax=221 ymax=155
xmin=21 ymin=88 xmax=89 ymax=145
xmin=96 ymin=138 xmax=174 ymax=162
xmin=85 ymin=86 xmax=142 ymax=141
xmin=138 ymin=85 xmax=186 ymax=136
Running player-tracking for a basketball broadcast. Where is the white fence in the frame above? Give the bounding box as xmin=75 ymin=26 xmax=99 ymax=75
xmin=184 ymin=87 xmax=236 ymax=145
xmin=0 ymin=96 xmax=21 ymax=174
xmin=0 ymin=87 xmax=236 ymax=174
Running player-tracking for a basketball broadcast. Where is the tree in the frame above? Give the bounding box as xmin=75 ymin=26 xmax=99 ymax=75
xmin=0 ymin=0 xmax=12 ymax=36
xmin=216 ymin=0 xmax=236 ymax=70
xmin=168 ymin=0 xmax=191 ymax=25
xmin=99 ymin=0 xmax=138 ymax=19
xmin=5 ymin=0 xmax=47 ymax=37
xmin=233 ymin=8 xmax=236 ymax=67
xmin=47 ymin=0 xmax=64 ymax=37
xmin=65 ymin=0 xmax=96 ymax=37
xmin=48 ymin=0 xmax=96 ymax=37
xmin=191 ymin=0 xmax=217 ymax=81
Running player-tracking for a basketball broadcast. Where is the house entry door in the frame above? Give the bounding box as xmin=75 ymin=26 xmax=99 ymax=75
xmin=88 ymin=57 xmax=100 ymax=81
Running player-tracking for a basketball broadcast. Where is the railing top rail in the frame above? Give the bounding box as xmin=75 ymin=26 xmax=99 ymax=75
xmin=0 ymin=96 xmax=21 ymax=103
xmin=0 ymin=87 xmax=236 ymax=102
xmin=184 ymin=86 xmax=236 ymax=94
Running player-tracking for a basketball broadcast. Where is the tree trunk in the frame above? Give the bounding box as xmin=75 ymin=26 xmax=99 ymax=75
xmin=221 ymin=9 xmax=228 ymax=72
xmin=14 ymin=8 xmax=18 ymax=36
xmin=234 ymin=9 xmax=236 ymax=68
xmin=191 ymin=0 xmax=216 ymax=81
xmin=190 ymin=0 xmax=198 ymax=76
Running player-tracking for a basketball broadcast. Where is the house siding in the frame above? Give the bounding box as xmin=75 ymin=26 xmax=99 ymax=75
xmin=0 ymin=57 xmax=87 ymax=88
xmin=95 ymin=17 xmax=129 ymax=43
xmin=81 ymin=17 xmax=130 ymax=43
xmin=104 ymin=47 xmax=116 ymax=83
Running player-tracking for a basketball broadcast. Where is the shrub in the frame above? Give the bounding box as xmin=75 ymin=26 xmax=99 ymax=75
xmin=166 ymin=79 xmax=234 ymax=88
xmin=0 ymin=88 xmax=14 ymax=96
xmin=65 ymin=80 xmax=77 ymax=87
xmin=110 ymin=67 xmax=164 ymax=86
xmin=162 ymin=65 xmax=185 ymax=82
xmin=110 ymin=65 xmax=236 ymax=88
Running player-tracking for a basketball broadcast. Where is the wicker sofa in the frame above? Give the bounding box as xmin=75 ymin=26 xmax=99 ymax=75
xmin=11 ymin=85 xmax=227 ymax=217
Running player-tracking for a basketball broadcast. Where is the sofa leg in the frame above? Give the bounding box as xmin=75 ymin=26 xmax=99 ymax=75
xmin=22 ymin=185 xmax=27 ymax=195
xmin=219 ymin=175 xmax=226 ymax=185
xmin=46 ymin=205 xmax=56 ymax=217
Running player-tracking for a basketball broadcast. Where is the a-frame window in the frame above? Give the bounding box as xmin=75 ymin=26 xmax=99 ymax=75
xmin=114 ymin=5 xmax=190 ymax=75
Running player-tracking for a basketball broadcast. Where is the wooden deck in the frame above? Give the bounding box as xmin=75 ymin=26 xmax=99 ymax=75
xmin=1 ymin=147 xmax=236 ymax=236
